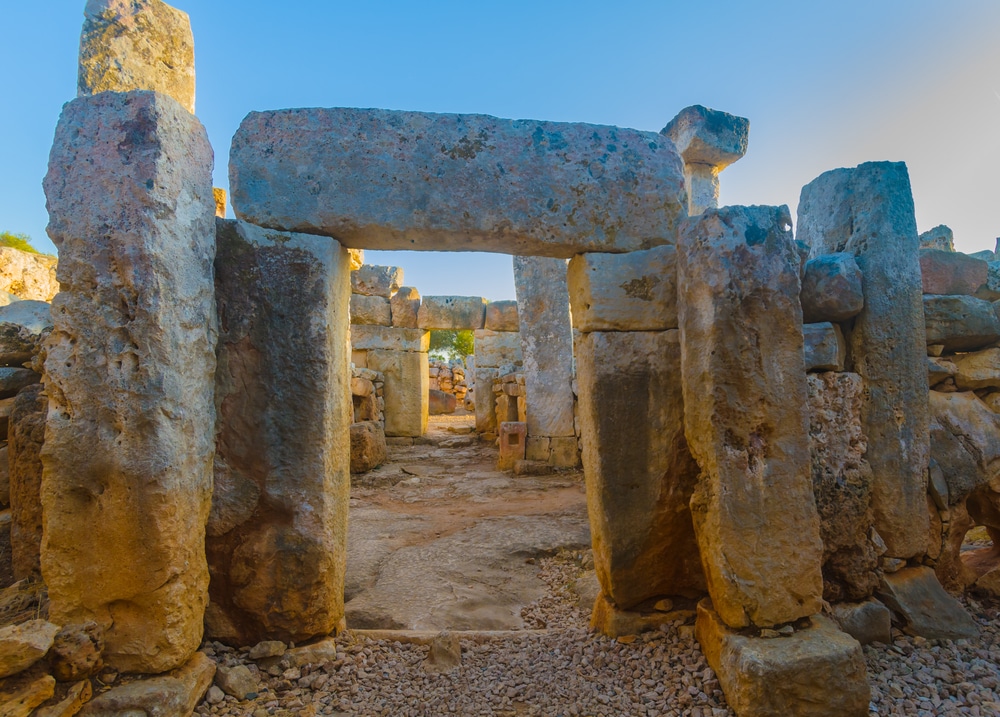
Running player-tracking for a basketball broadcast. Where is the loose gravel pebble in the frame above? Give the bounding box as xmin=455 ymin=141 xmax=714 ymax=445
xmin=194 ymin=554 xmax=1000 ymax=716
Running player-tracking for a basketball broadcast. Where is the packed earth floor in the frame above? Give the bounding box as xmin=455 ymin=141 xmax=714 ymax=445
xmin=0 ymin=416 xmax=999 ymax=715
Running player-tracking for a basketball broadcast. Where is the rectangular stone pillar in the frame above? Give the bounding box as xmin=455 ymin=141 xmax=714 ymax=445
xmin=367 ymin=350 xmax=428 ymax=437
xmin=208 ymin=219 xmax=352 ymax=645
xmin=576 ymin=330 xmax=704 ymax=614
xmin=677 ymin=205 xmax=824 ymax=629
xmin=513 ymin=256 xmax=577 ymax=466
xmin=41 ymin=92 xmax=217 ymax=673
xmin=473 ymin=367 xmax=499 ymax=435
xmin=797 ymin=162 xmax=929 ymax=559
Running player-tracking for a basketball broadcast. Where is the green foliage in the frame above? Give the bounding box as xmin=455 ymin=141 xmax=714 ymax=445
xmin=0 ymin=232 xmax=40 ymax=254
xmin=429 ymin=329 xmax=475 ymax=361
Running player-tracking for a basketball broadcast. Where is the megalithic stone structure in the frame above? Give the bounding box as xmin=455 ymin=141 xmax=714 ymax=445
xmin=513 ymin=256 xmax=579 ymax=467
xmin=208 ymin=219 xmax=352 ymax=646
xmin=797 ymin=161 xmax=930 ymax=560
xmin=42 ymin=91 xmax=217 ymax=673
xmin=677 ymin=205 xmax=824 ymax=629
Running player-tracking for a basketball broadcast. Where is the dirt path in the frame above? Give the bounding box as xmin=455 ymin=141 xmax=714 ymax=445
xmin=344 ymin=415 xmax=592 ymax=631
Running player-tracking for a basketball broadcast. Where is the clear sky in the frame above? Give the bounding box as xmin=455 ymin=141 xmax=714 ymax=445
xmin=2 ymin=1 xmax=998 ymax=301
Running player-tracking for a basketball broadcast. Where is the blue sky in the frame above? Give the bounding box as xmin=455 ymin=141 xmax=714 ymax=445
xmin=2 ymin=1 xmax=999 ymax=300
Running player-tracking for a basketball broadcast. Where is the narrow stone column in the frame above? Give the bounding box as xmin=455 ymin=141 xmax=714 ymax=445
xmin=797 ymin=162 xmax=929 ymax=559
xmin=677 ymin=205 xmax=824 ymax=629
xmin=208 ymin=219 xmax=352 ymax=645
xmin=42 ymin=91 xmax=216 ymax=673
xmin=513 ymin=256 xmax=578 ymax=467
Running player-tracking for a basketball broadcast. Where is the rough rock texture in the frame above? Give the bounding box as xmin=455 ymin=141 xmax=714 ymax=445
xmin=807 ymin=373 xmax=878 ymax=602
xmin=576 ymin=330 xmax=704 ymax=614
xmin=923 ymin=294 xmax=1000 ymax=353
xmin=350 ymin=325 xmax=429 ymax=352
xmin=0 ymin=302 xmax=52 ymax=336
xmin=367 ymin=350 xmax=428 ymax=437
xmin=830 ymin=599 xmax=892 ymax=645
xmin=928 ymin=391 xmax=1000 ymax=502
xmin=0 ymin=369 xmax=40 ymax=399
xmin=0 ymin=620 xmax=59 ymax=678
xmin=42 ymin=91 xmax=216 ymax=673
xmin=230 ymin=108 xmax=686 ymax=257
xmin=417 ymin=296 xmax=487 ymax=330
xmin=513 ymin=257 xmax=576 ymax=439
xmin=473 ymin=367 xmax=499 ymax=434
xmin=473 ymin=330 xmax=521 ymax=368
xmin=798 ymin=162 xmax=929 ymax=559
xmin=34 ymin=680 xmax=92 ymax=717
xmin=567 ymin=245 xmax=678 ymax=332
xmin=390 ymin=286 xmax=420 ymax=328
xmin=803 ymin=322 xmax=846 ymax=372
xmin=877 ymin=567 xmax=978 ymax=640
xmin=484 ymin=300 xmax=518 ymax=332
xmin=953 ymin=348 xmax=1000 ymax=390
xmin=0 ymin=249 xmax=58 ymax=302
xmin=919 ymin=224 xmax=954 ymax=251
xmin=8 ymin=384 xmax=47 ymax=581
xmin=920 ymin=249 xmax=997 ymax=299
xmin=800 ymin=252 xmax=864 ymax=323
xmin=78 ymin=0 xmax=196 ymax=114
xmin=696 ymin=601 xmax=870 ymax=717
xmin=350 ymin=421 xmax=387 ymax=473
xmin=210 ymin=219 xmax=352 ymax=646
xmin=48 ymin=622 xmax=104 ymax=682
xmin=0 ymin=672 xmax=55 ymax=716
xmin=351 ymin=265 xmax=402 ymax=298
xmin=78 ymin=651 xmax=215 ymax=716
xmin=349 ymin=294 xmax=391 ymax=326
xmin=677 ymin=205 xmax=823 ymax=629
xmin=428 ymin=389 xmax=457 ymax=415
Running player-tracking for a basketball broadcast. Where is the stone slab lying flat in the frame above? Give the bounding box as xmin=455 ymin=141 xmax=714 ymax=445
xmin=924 ymin=294 xmax=1000 ymax=353
xmin=417 ymin=296 xmax=487 ymax=330
xmin=696 ymin=601 xmax=870 ymax=717
xmin=230 ymin=108 xmax=686 ymax=257
xmin=567 ymin=245 xmax=678 ymax=332
xmin=876 ymin=566 xmax=978 ymax=640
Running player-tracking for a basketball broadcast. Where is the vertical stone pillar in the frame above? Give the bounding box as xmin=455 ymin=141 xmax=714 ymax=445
xmin=513 ymin=256 xmax=578 ymax=467
xmin=797 ymin=162 xmax=929 ymax=559
xmin=208 ymin=219 xmax=351 ymax=645
xmin=677 ymin=205 xmax=824 ymax=629
xmin=41 ymin=91 xmax=216 ymax=673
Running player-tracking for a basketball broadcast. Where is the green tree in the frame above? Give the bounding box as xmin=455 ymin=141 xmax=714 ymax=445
xmin=429 ymin=329 xmax=475 ymax=362
xmin=0 ymin=231 xmax=41 ymax=254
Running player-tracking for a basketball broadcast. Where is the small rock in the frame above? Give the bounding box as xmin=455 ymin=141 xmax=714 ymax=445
xmin=248 ymin=640 xmax=286 ymax=660
xmin=215 ymin=663 xmax=256 ymax=700
xmin=205 ymin=684 xmax=225 ymax=704
xmin=0 ymin=620 xmax=59 ymax=678
xmin=48 ymin=622 xmax=104 ymax=682
xmin=653 ymin=599 xmax=674 ymax=613
xmin=423 ymin=632 xmax=461 ymax=674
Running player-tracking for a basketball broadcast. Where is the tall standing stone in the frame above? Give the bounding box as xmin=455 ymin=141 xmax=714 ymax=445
xmin=678 ymin=205 xmax=824 ymax=629
xmin=513 ymin=257 xmax=576 ymax=463
xmin=42 ymin=91 xmax=216 ymax=673
xmin=78 ymin=0 xmax=196 ymax=114
xmin=797 ymin=162 xmax=929 ymax=559
xmin=208 ymin=219 xmax=352 ymax=645
xmin=576 ymin=330 xmax=704 ymax=612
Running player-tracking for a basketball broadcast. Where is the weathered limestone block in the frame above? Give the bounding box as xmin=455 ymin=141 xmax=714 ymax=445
xmin=34 ymin=680 xmax=92 ymax=717
xmin=923 ymin=294 xmax=1000 ymax=353
xmin=929 ymin=391 xmax=1000 ymax=500
xmin=428 ymin=389 xmax=456 ymax=415
xmin=0 ymin=249 xmax=58 ymax=303
xmin=953 ymin=347 xmax=1000 ymax=390
xmin=577 ymin=330 xmax=704 ymax=614
xmin=78 ymin=0 xmax=196 ymax=114
xmin=876 ymin=566 xmax=977 ymax=639
xmin=390 ymin=286 xmax=420 ymax=329
xmin=661 ymin=105 xmax=749 ymax=217
xmin=350 ymin=421 xmax=387 ymax=473
xmin=209 ymin=219 xmax=351 ymax=646
xmin=367 ymin=349 xmax=428 ymax=437
xmin=919 ymin=224 xmax=954 ymax=251
xmin=800 ymin=252 xmax=864 ymax=323
xmin=0 ymin=369 xmax=40 ymax=400
xmin=8 ymin=385 xmax=47 ymax=582
xmin=42 ymin=91 xmax=216 ymax=673
xmin=567 ymin=245 xmax=678 ymax=332
xmin=473 ymin=329 xmax=521 ymax=368
xmin=0 ymin=302 xmax=52 ymax=336
xmin=484 ymin=300 xmax=518 ymax=332
xmin=513 ymin=257 xmax=576 ymax=438
xmin=696 ymin=602 xmax=870 ymax=717
xmin=798 ymin=162 xmax=929 ymax=559
xmin=473 ymin=367 xmax=499 ymax=434
xmin=830 ymin=599 xmax=892 ymax=645
xmin=231 ymin=108 xmax=686 ymax=257
xmin=920 ymin=249 xmax=998 ymax=299
xmin=349 ymin=294 xmax=391 ymax=326
xmin=0 ymin=672 xmax=56 ymax=716
xmin=48 ymin=621 xmax=104 ymax=682
xmin=351 ymin=325 xmax=429 ymax=352
xmin=351 ymin=265 xmax=402 ymax=297
xmin=77 ymin=651 xmax=215 ymax=717
xmin=497 ymin=422 xmax=527 ymax=471
xmin=807 ymin=373 xmax=878 ymax=602
xmin=0 ymin=620 xmax=59 ymax=678
xmin=678 ymin=205 xmax=823 ymax=628
xmin=803 ymin=322 xmax=846 ymax=372
xmin=417 ymin=296 xmax=487 ymax=330
xmin=928 ymin=356 xmax=958 ymax=388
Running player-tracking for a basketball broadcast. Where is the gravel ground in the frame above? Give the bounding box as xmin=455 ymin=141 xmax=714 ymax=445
xmin=194 ymin=553 xmax=1000 ymax=717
